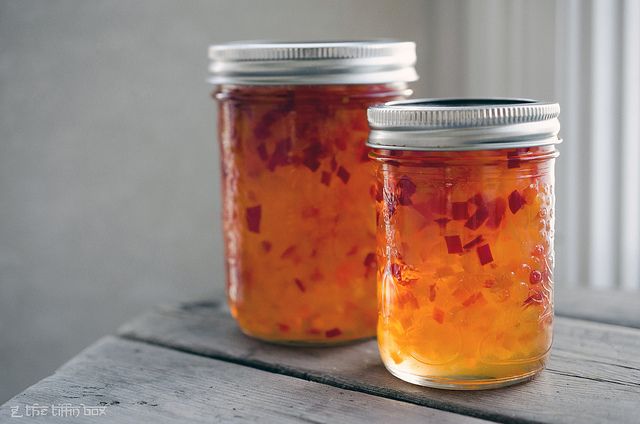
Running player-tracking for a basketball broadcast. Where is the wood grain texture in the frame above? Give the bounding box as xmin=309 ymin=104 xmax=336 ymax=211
xmin=555 ymin=289 xmax=640 ymax=328
xmin=0 ymin=336 xmax=488 ymax=424
xmin=118 ymin=300 xmax=640 ymax=424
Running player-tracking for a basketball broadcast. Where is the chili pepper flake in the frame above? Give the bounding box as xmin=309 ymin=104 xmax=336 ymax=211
xmin=477 ymin=244 xmax=494 ymax=265
xmin=281 ymin=245 xmax=297 ymax=259
xmin=434 ymin=217 xmax=451 ymax=230
xmin=363 ymin=253 xmax=377 ymax=268
xmin=445 ymin=235 xmax=463 ymax=254
xmin=397 ymin=176 xmax=417 ymax=206
xmin=463 ymin=235 xmax=484 ymax=250
xmin=267 ymin=137 xmax=292 ymax=171
xmin=509 ymin=190 xmax=526 ymax=214
xmin=294 ymin=278 xmax=306 ymax=292
xmin=246 ymin=205 xmax=261 ymax=233
xmin=462 ymin=292 xmax=484 ymax=307
xmin=325 ymin=328 xmax=342 ymax=338
xmin=433 ymin=308 xmax=445 ymax=324
xmin=256 ymin=143 xmax=269 ymax=161
xmin=320 ymin=171 xmax=331 ymax=186
xmin=452 ymin=202 xmax=469 ymax=220
xmin=429 ymin=284 xmax=437 ymax=302
xmin=486 ymin=197 xmax=507 ymax=228
xmin=337 ymin=166 xmax=351 ymax=184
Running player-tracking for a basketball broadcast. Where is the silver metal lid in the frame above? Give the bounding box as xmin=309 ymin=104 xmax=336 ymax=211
xmin=367 ymin=98 xmax=561 ymax=151
xmin=208 ymin=40 xmax=418 ymax=85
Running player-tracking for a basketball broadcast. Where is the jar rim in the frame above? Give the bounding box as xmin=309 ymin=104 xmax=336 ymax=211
xmin=207 ymin=40 xmax=418 ymax=85
xmin=367 ymin=98 xmax=561 ymax=151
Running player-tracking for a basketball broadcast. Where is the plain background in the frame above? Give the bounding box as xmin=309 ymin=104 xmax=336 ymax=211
xmin=7 ymin=0 xmax=635 ymax=403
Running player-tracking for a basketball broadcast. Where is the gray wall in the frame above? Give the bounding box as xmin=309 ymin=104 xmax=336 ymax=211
xmin=0 ymin=0 xmax=433 ymax=402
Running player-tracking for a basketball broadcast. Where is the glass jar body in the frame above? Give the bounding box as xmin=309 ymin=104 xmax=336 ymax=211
xmin=371 ymin=146 xmax=556 ymax=389
xmin=215 ymin=83 xmax=409 ymax=344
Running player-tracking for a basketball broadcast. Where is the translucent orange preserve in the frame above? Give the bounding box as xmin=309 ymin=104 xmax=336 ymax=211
xmin=372 ymin=146 xmax=556 ymax=388
xmin=215 ymin=84 xmax=409 ymax=343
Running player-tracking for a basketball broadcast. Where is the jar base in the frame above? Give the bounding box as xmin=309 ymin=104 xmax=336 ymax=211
xmin=383 ymin=363 xmax=543 ymax=390
xmin=237 ymin=325 xmax=375 ymax=347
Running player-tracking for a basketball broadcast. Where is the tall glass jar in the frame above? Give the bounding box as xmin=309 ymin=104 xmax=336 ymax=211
xmin=209 ymin=41 xmax=418 ymax=344
xmin=368 ymin=99 xmax=560 ymax=389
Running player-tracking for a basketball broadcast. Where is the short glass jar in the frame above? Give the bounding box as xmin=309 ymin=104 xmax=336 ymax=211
xmin=209 ymin=41 xmax=418 ymax=344
xmin=368 ymin=99 xmax=560 ymax=389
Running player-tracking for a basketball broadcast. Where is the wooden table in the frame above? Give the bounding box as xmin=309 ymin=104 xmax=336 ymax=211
xmin=2 ymin=290 xmax=639 ymax=423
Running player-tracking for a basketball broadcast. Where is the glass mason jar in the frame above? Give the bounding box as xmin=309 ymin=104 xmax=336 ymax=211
xmin=208 ymin=41 xmax=418 ymax=344
xmin=368 ymin=99 xmax=560 ymax=389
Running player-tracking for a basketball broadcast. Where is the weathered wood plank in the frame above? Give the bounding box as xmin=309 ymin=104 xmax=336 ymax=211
xmin=118 ymin=301 xmax=640 ymax=424
xmin=555 ymin=289 xmax=640 ymax=329
xmin=0 ymin=336 xmax=489 ymax=424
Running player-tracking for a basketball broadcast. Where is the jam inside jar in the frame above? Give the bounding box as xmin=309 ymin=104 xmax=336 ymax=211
xmin=368 ymin=99 xmax=560 ymax=388
xmin=216 ymin=83 xmax=410 ymax=343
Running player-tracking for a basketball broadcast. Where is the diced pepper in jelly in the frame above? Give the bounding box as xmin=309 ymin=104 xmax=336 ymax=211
xmin=373 ymin=146 xmax=556 ymax=384
xmin=217 ymin=84 xmax=407 ymax=343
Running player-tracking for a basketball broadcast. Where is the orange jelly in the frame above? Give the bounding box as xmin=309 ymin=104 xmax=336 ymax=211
xmin=368 ymin=99 xmax=560 ymax=388
xmin=209 ymin=41 xmax=418 ymax=344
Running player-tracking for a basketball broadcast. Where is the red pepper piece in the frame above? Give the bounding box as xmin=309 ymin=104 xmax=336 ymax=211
xmin=325 ymin=328 xmax=342 ymax=338
xmin=321 ymin=171 xmax=331 ymax=186
xmin=433 ymin=308 xmax=445 ymax=324
xmin=465 ymin=193 xmax=489 ymax=230
xmin=398 ymin=291 xmax=419 ymax=309
xmin=509 ymin=190 xmax=526 ymax=214
xmin=483 ymin=279 xmax=495 ymax=288
xmin=477 ymin=244 xmax=494 ymax=265
xmin=277 ymin=323 xmax=290 ymax=332
xmin=337 ymin=166 xmax=350 ymax=184
xmin=331 ymin=156 xmax=338 ymax=171
xmin=364 ymin=252 xmax=377 ymax=268
xmin=257 ymin=143 xmax=269 ymax=161
xmin=294 ymin=278 xmax=306 ymax=292
xmin=434 ymin=217 xmax=451 ymax=230
xmin=281 ymin=245 xmax=297 ymax=259
xmin=462 ymin=292 xmax=484 ymax=307
xmin=445 ymin=235 xmax=463 ymax=254
xmin=254 ymin=109 xmax=281 ymax=139
xmin=486 ymin=197 xmax=507 ymax=228
xmin=452 ymin=202 xmax=469 ymax=220
xmin=397 ymin=176 xmax=417 ymax=206
xmin=267 ymin=138 xmax=292 ymax=171
xmin=463 ymin=235 xmax=484 ymax=250
xmin=301 ymin=141 xmax=323 ymax=172
xmin=246 ymin=205 xmax=261 ymax=233
xmin=429 ymin=284 xmax=437 ymax=302
xmin=261 ymin=240 xmax=272 ymax=252
xmin=529 ymin=270 xmax=542 ymax=285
